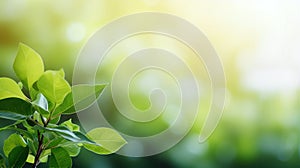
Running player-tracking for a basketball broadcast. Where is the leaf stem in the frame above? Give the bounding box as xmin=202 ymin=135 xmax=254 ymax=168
xmin=32 ymin=131 xmax=44 ymax=168
xmin=32 ymin=106 xmax=55 ymax=168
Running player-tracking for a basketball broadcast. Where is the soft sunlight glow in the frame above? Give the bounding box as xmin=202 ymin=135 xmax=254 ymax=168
xmin=66 ymin=22 xmax=86 ymax=42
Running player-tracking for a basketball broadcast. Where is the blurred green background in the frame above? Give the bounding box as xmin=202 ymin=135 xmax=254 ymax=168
xmin=1 ymin=0 xmax=300 ymax=167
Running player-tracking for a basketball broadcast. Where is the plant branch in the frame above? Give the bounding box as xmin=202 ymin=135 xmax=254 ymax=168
xmin=32 ymin=105 xmax=56 ymax=168
xmin=32 ymin=131 xmax=44 ymax=168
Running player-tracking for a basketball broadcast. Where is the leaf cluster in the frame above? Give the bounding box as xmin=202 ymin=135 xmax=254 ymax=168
xmin=0 ymin=43 xmax=126 ymax=168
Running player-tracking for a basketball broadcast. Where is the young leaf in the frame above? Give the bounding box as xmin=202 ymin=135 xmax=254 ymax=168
xmin=32 ymin=93 xmax=49 ymax=115
xmin=53 ymin=84 xmax=106 ymax=115
xmin=8 ymin=146 xmax=29 ymax=168
xmin=3 ymin=133 xmax=27 ymax=157
xmin=60 ymin=119 xmax=80 ymax=132
xmin=40 ymin=149 xmax=51 ymax=163
xmin=0 ymin=78 xmax=27 ymax=101
xmin=27 ymin=153 xmax=48 ymax=164
xmin=37 ymin=70 xmax=71 ymax=106
xmin=13 ymin=43 xmax=44 ymax=90
xmin=26 ymin=154 xmax=35 ymax=164
xmin=49 ymin=147 xmax=72 ymax=168
xmin=84 ymin=128 xmax=127 ymax=155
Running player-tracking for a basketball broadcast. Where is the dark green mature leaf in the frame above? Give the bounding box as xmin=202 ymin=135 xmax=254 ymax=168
xmin=53 ymin=84 xmax=106 ymax=115
xmin=49 ymin=147 xmax=72 ymax=168
xmin=3 ymin=134 xmax=27 ymax=157
xmin=37 ymin=70 xmax=71 ymax=106
xmin=0 ymin=153 xmax=6 ymax=168
xmin=34 ymin=125 xmax=93 ymax=143
xmin=84 ymin=128 xmax=127 ymax=155
xmin=0 ymin=78 xmax=27 ymax=101
xmin=5 ymin=127 xmax=34 ymax=140
xmin=13 ymin=43 xmax=44 ymax=90
xmin=45 ymin=137 xmax=64 ymax=149
xmin=27 ymin=138 xmax=37 ymax=156
xmin=0 ymin=112 xmax=26 ymax=121
xmin=0 ymin=98 xmax=33 ymax=117
xmin=8 ymin=146 xmax=29 ymax=168
xmin=49 ymin=115 xmax=60 ymax=124
xmin=60 ymin=141 xmax=81 ymax=157
xmin=73 ymin=131 xmax=94 ymax=143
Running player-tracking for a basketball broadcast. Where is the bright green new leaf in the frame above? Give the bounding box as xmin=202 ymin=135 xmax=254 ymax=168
xmin=3 ymin=133 xmax=27 ymax=157
xmin=26 ymin=154 xmax=35 ymax=164
xmin=26 ymin=153 xmax=48 ymax=164
xmin=8 ymin=146 xmax=29 ymax=168
xmin=49 ymin=147 xmax=72 ymax=168
xmin=13 ymin=43 xmax=44 ymax=90
xmin=84 ymin=127 xmax=127 ymax=155
xmin=53 ymin=84 xmax=106 ymax=115
xmin=37 ymin=70 xmax=71 ymax=106
xmin=0 ymin=78 xmax=27 ymax=101
xmin=40 ymin=149 xmax=51 ymax=163
xmin=60 ymin=119 xmax=80 ymax=132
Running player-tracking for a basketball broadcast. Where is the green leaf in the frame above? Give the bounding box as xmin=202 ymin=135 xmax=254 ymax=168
xmin=49 ymin=115 xmax=60 ymax=124
xmin=40 ymin=149 xmax=51 ymax=163
xmin=8 ymin=146 xmax=29 ymax=168
xmin=26 ymin=154 xmax=35 ymax=164
xmin=0 ymin=153 xmax=6 ymax=168
xmin=3 ymin=133 xmax=27 ymax=157
xmin=73 ymin=131 xmax=94 ymax=143
xmin=49 ymin=147 xmax=72 ymax=168
xmin=0 ymin=112 xmax=26 ymax=121
xmin=26 ymin=153 xmax=48 ymax=164
xmin=0 ymin=98 xmax=33 ymax=117
xmin=60 ymin=141 xmax=81 ymax=157
xmin=37 ymin=70 xmax=71 ymax=105
xmin=53 ymin=84 xmax=106 ymax=115
xmin=45 ymin=137 xmax=64 ymax=149
xmin=32 ymin=93 xmax=49 ymax=115
xmin=60 ymin=119 xmax=80 ymax=132
xmin=5 ymin=127 xmax=34 ymax=140
xmin=34 ymin=125 xmax=93 ymax=143
xmin=84 ymin=127 xmax=127 ymax=155
xmin=27 ymin=139 xmax=37 ymax=156
xmin=0 ymin=78 xmax=27 ymax=101
xmin=32 ymin=111 xmax=46 ymax=125
xmin=13 ymin=43 xmax=44 ymax=90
